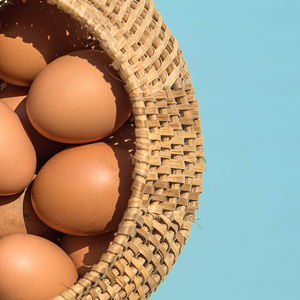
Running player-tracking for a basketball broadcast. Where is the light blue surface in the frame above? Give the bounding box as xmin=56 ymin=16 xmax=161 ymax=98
xmin=151 ymin=0 xmax=300 ymax=299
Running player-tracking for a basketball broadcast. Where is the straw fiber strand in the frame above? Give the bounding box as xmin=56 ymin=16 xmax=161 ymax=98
xmin=1 ymin=0 xmax=204 ymax=299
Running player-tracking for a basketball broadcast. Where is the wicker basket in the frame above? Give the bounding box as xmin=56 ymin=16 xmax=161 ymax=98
xmin=0 ymin=0 xmax=205 ymax=299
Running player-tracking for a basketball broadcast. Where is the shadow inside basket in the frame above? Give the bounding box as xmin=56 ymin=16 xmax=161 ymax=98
xmin=0 ymin=0 xmax=145 ymax=298
xmin=0 ymin=0 xmax=204 ymax=300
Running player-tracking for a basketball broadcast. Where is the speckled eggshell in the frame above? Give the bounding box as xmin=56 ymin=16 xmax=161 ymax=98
xmin=60 ymin=231 xmax=115 ymax=276
xmin=1 ymin=85 xmax=65 ymax=169
xmin=31 ymin=142 xmax=133 ymax=236
xmin=26 ymin=49 xmax=131 ymax=144
xmin=0 ymin=234 xmax=78 ymax=300
xmin=0 ymin=102 xmax=36 ymax=196
xmin=0 ymin=0 xmax=89 ymax=86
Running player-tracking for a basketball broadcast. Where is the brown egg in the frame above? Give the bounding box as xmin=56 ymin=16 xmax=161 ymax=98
xmin=61 ymin=231 xmax=115 ymax=276
xmin=0 ymin=233 xmax=78 ymax=300
xmin=0 ymin=0 xmax=89 ymax=86
xmin=0 ymin=102 xmax=36 ymax=196
xmin=26 ymin=49 xmax=132 ymax=144
xmin=0 ymin=184 xmax=57 ymax=240
xmin=1 ymin=85 xmax=65 ymax=168
xmin=31 ymin=142 xmax=133 ymax=236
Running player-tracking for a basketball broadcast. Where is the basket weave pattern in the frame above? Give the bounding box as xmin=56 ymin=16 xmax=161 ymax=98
xmin=2 ymin=0 xmax=205 ymax=299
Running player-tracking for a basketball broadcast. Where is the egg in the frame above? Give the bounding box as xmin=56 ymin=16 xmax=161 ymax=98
xmin=1 ymin=85 xmax=65 ymax=168
xmin=0 ymin=184 xmax=57 ymax=240
xmin=26 ymin=49 xmax=132 ymax=144
xmin=31 ymin=142 xmax=133 ymax=236
xmin=0 ymin=233 xmax=78 ymax=300
xmin=60 ymin=231 xmax=115 ymax=276
xmin=0 ymin=0 xmax=89 ymax=86
xmin=0 ymin=102 xmax=36 ymax=196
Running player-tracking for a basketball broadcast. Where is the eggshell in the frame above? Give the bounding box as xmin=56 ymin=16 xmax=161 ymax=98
xmin=0 ymin=0 xmax=89 ymax=86
xmin=60 ymin=231 xmax=115 ymax=276
xmin=26 ymin=49 xmax=131 ymax=144
xmin=0 ymin=102 xmax=36 ymax=195
xmin=1 ymin=85 xmax=65 ymax=168
xmin=0 ymin=233 xmax=78 ymax=300
xmin=31 ymin=142 xmax=133 ymax=236
xmin=0 ymin=184 xmax=57 ymax=240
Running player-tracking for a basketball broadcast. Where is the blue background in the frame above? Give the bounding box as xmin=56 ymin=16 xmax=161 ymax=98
xmin=151 ymin=0 xmax=300 ymax=299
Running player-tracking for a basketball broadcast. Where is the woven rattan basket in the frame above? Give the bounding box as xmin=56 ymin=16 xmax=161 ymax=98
xmin=0 ymin=0 xmax=205 ymax=299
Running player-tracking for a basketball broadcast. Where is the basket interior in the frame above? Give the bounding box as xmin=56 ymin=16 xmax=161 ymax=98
xmin=0 ymin=0 xmax=205 ymax=299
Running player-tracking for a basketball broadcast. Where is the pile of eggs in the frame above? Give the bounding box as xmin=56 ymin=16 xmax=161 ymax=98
xmin=0 ymin=1 xmax=135 ymax=299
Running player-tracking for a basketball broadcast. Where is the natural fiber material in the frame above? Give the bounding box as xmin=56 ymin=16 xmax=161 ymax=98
xmin=2 ymin=0 xmax=205 ymax=299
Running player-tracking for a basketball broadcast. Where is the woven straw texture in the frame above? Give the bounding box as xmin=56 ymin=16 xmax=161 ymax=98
xmin=1 ymin=0 xmax=205 ymax=299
